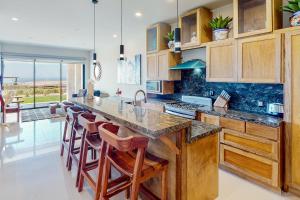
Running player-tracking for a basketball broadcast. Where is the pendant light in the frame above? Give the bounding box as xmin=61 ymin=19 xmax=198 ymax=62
xmin=92 ymin=0 xmax=98 ymax=65
xmin=120 ymin=0 xmax=125 ymax=60
xmin=174 ymin=0 xmax=181 ymax=53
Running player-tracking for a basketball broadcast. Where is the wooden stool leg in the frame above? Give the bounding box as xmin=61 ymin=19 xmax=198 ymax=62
xmin=17 ymin=111 xmax=20 ymax=122
xmin=78 ymin=138 xmax=89 ymax=192
xmin=125 ymin=188 xmax=130 ymax=199
xmin=76 ymin=130 xmax=87 ymax=187
xmin=67 ymin=125 xmax=76 ymax=170
xmin=100 ymin=156 xmax=111 ymax=200
xmin=95 ymin=141 xmax=107 ymax=200
xmin=60 ymin=120 xmax=68 ymax=156
xmin=161 ymin=167 xmax=168 ymax=200
xmin=130 ymin=149 xmax=145 ymax=200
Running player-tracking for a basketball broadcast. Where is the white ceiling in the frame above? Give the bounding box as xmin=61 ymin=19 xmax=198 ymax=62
xmin=0 ymin=0 xmax=230 ymax=50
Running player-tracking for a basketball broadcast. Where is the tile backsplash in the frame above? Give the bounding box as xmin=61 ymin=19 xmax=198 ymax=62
xmin=152 ymin=68 xmax=284 ymax=115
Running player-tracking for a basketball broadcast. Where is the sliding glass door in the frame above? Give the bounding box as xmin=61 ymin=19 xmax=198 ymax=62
xmin=3 ymin=60 xmax=34 ymax=109
xmin=35 ymin=62 xmax=62 ymax=108
xmin=2 ymin=59 xmax=83 ymax=109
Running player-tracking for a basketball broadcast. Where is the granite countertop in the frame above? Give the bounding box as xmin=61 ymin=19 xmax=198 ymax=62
xmin=71 ymin=97 xmax=192 ymax=140
xmin=196 ymin=106 xmax=283 ymax=127
xmin=188 ymin=120 xmax=222 ymax=144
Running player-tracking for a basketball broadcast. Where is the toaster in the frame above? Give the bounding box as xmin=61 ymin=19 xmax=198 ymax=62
xmin=267 ymin=103 xmax=284 ymax=116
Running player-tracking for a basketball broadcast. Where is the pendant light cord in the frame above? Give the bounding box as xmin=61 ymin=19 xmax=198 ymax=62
xmin=177 ymin=0 xmax=179 ymax=27
xmin=94 ymin=3 xmax=96 ymax=53
xmin=121 ymin=0 xmax=123 ymax=45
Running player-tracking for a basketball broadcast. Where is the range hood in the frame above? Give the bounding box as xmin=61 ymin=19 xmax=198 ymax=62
xmin=169 ymin=59 xmax=206 ymax=70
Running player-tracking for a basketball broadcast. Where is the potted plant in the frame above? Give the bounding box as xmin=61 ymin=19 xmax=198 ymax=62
xmin=209 ymin=16 xmax=233 ymax=41
xmin=282 ymin=0 xmax=300 ymax=27
xmin=166 ymin=30 xmax=174 ymax=51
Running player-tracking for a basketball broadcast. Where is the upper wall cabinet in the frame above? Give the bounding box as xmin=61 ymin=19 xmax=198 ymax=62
xmin=237 ymin=33 xmax=283 ymax=83
xmin=233 ymin=0 xmax=282 ymax=38
xmin=147 ymin=50 xmax=181 ymax=81
xmin=179 ymin=7 xmax=212 ymax=50
xmin=206 ymin=39 xmax=237 ymax=82
xmin=146 ymin=23 xmax=171 ymax=54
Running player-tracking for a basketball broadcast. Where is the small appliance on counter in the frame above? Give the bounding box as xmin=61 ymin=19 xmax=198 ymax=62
xmin=267 ymin=103 xmax=284 ymax=117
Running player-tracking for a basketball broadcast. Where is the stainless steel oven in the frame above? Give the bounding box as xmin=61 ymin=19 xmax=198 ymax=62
xmin=146 ymin=81 xmax=162 ymax=94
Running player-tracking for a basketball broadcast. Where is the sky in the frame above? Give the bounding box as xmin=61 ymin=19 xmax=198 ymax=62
xmin=2 ymin=60 xmax=68 ymax=83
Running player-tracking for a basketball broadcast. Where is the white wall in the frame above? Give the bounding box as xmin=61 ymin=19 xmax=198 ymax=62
xmin=91 ymin=24 xmax=147 ymax=98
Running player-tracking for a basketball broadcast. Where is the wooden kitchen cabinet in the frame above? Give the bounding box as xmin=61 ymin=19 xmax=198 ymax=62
xmin=233 ymin=0 xmax=282 ymax=38
xmin=179 ymin=7 xmax=212 ymax=50
xmin=219 ymin=118 xmax=283 ymax=190
xmin=284 ymin=29 xmax=300 ymax=195
xmin=220 ymin=144 xmax=280 ymax=188
xmin=220 ymin=128 xmax=278 ymax=161
xmin=146 ymin=23 xmax=170 ymax=54
xmin=147 ymin=50 xmax=181 ymax=81
xmin=157 ymin=50 xmax=181 ymax=80
xmin=200 ymin=113 xmax=220 ymax=126
xmin=206 ymin=39 xmax=238 ymax=82
xmin=237 ymin=33 xmax=283 ymax=83
xmin=147 ymin=53 xmax=158 ymax=80
xmin=220 ymin=117 xmax=245 ymax=133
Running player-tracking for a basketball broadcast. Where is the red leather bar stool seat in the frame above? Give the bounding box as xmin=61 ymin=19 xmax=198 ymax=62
xmin=98 ymin=124 xmax=169 ymax=200
xmin=78 ymin=122 xmax=120 ymax=200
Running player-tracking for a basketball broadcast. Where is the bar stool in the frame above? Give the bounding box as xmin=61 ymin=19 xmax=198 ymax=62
xmin=78 ymin=122 xmax=120 ymax=200
xmin=66 ymin=106 xmax=86 ymax=170
xmin=98 ymin=124 xmax=169 ymax=200
xmin=75 ymin=113 xmax=109 ymax=187
xmin=60 ymin=101 xmax=74 ymax=156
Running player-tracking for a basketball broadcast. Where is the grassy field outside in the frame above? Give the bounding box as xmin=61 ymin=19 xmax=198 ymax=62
xmin=22 ymin=95 xmax=67 ymax=104
xmin=4 ymin=81 xmax=67 ymax=105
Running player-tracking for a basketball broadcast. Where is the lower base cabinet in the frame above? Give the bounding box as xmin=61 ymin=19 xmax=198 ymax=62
xmin=199 ymin=113 xmax=283 ymax=190
xmin=220 ymin=144 xmax=280 ymax=189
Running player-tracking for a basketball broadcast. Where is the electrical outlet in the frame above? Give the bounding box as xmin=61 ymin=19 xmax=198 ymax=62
xmin=258 ymin=101 xmax=264 ymax=107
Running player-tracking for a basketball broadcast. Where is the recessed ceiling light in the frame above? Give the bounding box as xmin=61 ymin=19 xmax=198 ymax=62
xmin=113 ymin=34 xmax=118 ymax=38
xmin=11 ymin=17 xmax=19 ymax=21
xmin=135 ymin=12 xmax=142 ymax=17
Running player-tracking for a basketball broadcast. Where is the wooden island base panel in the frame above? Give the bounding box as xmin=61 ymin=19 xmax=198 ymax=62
xmin=72 ymin=97 xmax=221 ymax=200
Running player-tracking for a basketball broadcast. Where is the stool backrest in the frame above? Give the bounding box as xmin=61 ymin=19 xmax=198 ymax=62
xmin=62 ymin=101 xmax=74 ymax=112
xmin=67 ymin=106 xmax=85 ymax=121
xmin=99 ymin=124 xmax=148 ymax=152
xmin=78 ymin=113 xmax=108 ymax=133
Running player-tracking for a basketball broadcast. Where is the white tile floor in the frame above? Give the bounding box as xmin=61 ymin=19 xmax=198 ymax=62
xmin=0 ymin=117 xmax=299 ymax=200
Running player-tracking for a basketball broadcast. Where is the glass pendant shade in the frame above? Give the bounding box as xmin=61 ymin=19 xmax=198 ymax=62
xmin=174 ymin=27 xmax=181 ymax=53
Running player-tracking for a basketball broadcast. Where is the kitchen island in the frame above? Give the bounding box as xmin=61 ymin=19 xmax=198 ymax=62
xmin=72 ymin=97 xmax=221 ymax=200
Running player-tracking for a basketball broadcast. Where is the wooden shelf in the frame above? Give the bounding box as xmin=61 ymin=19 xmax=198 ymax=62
xmin=179 ymin=7 xmax=212 ymax=49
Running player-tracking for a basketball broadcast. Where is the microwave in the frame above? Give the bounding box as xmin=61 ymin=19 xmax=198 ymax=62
xmin=146 ymin=81 xmax=161 ymax=93
xmin=146 ymin=81 xmax=174 ymax=94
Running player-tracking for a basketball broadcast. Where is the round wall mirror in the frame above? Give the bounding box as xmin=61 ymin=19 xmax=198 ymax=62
xmin=94 ymin=62 xmax=102 ymax=81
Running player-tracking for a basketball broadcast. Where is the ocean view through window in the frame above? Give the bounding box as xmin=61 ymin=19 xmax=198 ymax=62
xmin=3 ymin=60 xmax=69 ymax=109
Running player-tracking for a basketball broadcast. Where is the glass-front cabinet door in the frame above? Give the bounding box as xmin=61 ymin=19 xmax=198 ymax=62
xmin=233 ymin=0 xmax=281 ymax=38
xmin=146 ymin=23 xmax=170 ymax=54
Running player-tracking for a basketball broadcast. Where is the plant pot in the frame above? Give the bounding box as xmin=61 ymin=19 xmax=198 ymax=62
xmin=213 ymin=29 xmax=229 ymax=41
xmin=168 ymin=41 xmax=175 ymax=51
xmin=290 ymin=11 xmax=300 ymax=27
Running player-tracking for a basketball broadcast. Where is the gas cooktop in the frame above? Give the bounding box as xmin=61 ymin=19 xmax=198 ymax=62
xmin=165 ymin=96 xmax=212 ymax=119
